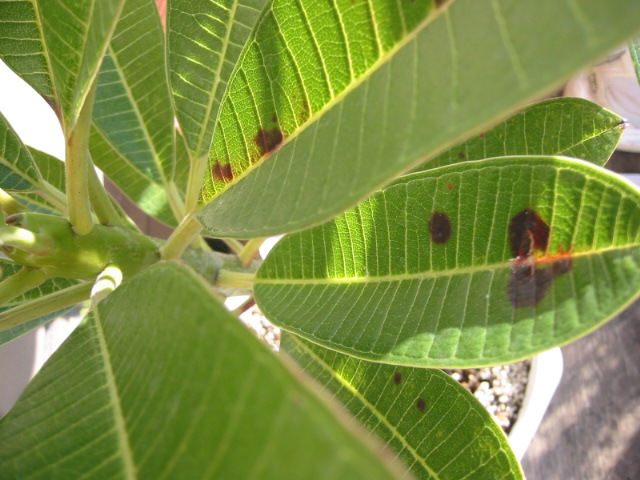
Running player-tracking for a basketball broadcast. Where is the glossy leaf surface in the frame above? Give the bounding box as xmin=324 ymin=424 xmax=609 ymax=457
xmin=255 ymin=156 xmax=640 ymax=367
xmin=415 ymin=97 xmax=624 ymax=172
xmin=0 ymin=262 xmax=405 ymax=479
xmin=283 ymin=333 xmax=523 ymax=480
xmin=197 ymin=0 xmax=640 ymax=237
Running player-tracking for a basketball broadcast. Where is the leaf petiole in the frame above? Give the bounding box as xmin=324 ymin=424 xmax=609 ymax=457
xmin=0 ymin=267 xmax=48 ymax=307
xmin=161 ymin=215 xmax=203 ymax=260
xmin=0 ymin=282 xmax=92 ymax=334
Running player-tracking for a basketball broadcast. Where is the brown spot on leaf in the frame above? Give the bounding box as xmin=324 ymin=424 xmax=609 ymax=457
xmin=429 ymin=212 xmax=452 ymax=244
xmin=434 ymin=0 xmax=447 ymax=6
xmin=416 ymin=398 xmax=427 ymax=412
xmin=212 ymin=161 xmax=234 ymax=182
xmin=446 ymin=181 xmax=455 ymax=191
xmin=5 ymin=214 xmax=22 ymax=225
xmin=507 ymin=208 xmax=573 ymax=307
xmin=508 ymin=257 xmax=572 ymax=308
xmin=457 ymin=152 xmax=465 ymax=159
xmin=255 ymin=127 xmax=284 ymax=155
xmin=479 ymin=132 xmax=486 ymax=138
xmin=509 ymin=208 xmax=550 ymax=259
xmin=393 ymin=371 xmax=402 ymax=385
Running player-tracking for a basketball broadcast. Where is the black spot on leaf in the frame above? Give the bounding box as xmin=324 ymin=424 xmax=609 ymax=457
xmin=457 ymin=152 xmax=465 ymax=159
xmin=508 ymin=258 xmax=572 ymax=307
xmin=416 ymin=398 xmax=427 ymax=412
xmin=429 ymin=212 xmax=452 ymax=244
xmin=393 ymin=371 xmax=402 ymax=385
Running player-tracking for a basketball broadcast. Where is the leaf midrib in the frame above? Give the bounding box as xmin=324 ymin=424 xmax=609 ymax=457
xmin=287 ymin=334 xmax=442 ymax=480
xmin=93 ymin=311 xmax=137 ymax=479
xmin=257 ymin=243 xmax=638 ymax=285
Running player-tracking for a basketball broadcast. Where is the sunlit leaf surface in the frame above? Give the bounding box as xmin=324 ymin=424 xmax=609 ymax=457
xmin=256 ymin=156 xmax=640 ymax=367
xmin=0 ymin=262 xmax=406 ymax=479
xmin=197 ymin=0 xmax=640 ymax=237
xmin=284 ymin=333 xmax=523 ymax=480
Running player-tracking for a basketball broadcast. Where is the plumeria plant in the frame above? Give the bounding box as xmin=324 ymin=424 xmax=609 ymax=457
xmin=0 ymin=0 xmax=639 ymax=478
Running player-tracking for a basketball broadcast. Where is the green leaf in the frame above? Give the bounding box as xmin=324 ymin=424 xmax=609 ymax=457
xmin=91 ymin=0 xmax=177 ymax=201
xmin=168 ymin=0 xmax=265 ymax=160
xmin=11 ymin=147 xmax=66 ymax=215
xmin=0 ymin=259 xmax=78 ymax=346
xmin=197 ymin=0 xmax=640 ymax=238
xmin=255 ymin=156 xmax=640 ymax=367
xmin=0 ymin=112 xmax=44 ymax=191
xmin=0 ymin=262 xmax=406 ymax=479
xmin=283 ymin=333 xmax=523 ymax=480
xmin=0 ymin=0 xmax=54 ymax=101
xmin=33 ymin=0 xmax=125 ymax=130
xmin=414 ymin=97 xmax=624 ymax=172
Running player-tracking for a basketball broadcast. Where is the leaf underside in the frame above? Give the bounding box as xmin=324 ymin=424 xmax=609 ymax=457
xmin=255 ymin=156 xmax=640 ymax=367
xmin=0 ymin=262 xmax=406 ymax=479
xmin=414 ymin=97 xmax=623 ymax=172
xmin=283 ymin=333 xmax=523 ymax=480
xmin=197 ymin=0 xmax=640 ymax=238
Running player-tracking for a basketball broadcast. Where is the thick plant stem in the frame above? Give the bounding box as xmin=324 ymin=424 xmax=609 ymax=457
xmin=238 ymin=238 xmax=266 ymax=266
xmin=87 ymin=166 xmax=127 ymax=226
xmin=0 ymin=267 xmax=48 ymax=307
xmin=0 ymin=282 xmax=92 ymax=334
xmin=0 ymin=226 xmax=53 ymax=255
xmin=216 ymin=270 xmax=255 ymax=290
xmin=184 ymin=153 xmax=208 ymax=216
xmin=161 ymin=215 xmax=203 ymax=260
xmin=65 ymin=82 xmax=97 ymax=235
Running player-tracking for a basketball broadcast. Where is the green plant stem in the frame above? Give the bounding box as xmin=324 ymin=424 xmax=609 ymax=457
xmin=184 ymin=152 xmax=208 ymax=216
xmin=0 ymin=189 xmax=26 ymax=215
xmin=238 ymin=238 xmax=266 ymax=266
xmin=36 ymin=181 xmax=68 ymax=213
xmin=0 ymin=282 xmax=92 ymax=334
xmin=216 ymin=270 xmax=255 ymax=290
xmin=166 ymin=181 xmax=187 ymax=223
xmin=0 ymin=267 xmax=48 ymax=306
xmin=90 ymin=264 xmax=122 ymax=307
xmin=65 ymin=82 xmax=97 ymax=235
xmin=87 ymin=165 xmax=127 ymax=226
xmin=0 ymin=226 xmax=53 ymax=255
xmin=222 ymin=238 xmax=244 ymax=256
xmin=161 ymin=215 xmax=203 ymax=260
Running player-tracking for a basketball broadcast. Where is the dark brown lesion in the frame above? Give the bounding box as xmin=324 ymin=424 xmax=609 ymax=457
xmin=507 ymin=208 xmax=573 ymax=307
xmin=393 ymin=371 xmax=402 ymax=385
xmin=212 ymin=161 xmax=234 ymax=182
xmin=254 ymin=127 xmax=284 ymax=156
xmin=429 ymin=212 xmax=452 ymax=244
xmin=416 ymin=397 xmax=427 ymax=412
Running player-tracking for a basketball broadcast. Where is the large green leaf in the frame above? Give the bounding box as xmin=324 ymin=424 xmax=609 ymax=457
xmin=32 ymin=0 xmax=125 ymax=129
xmin=197 ymin=0 xmax=640 ymax=238
xmin=255 ymin=156 xmax=640 ymax=367
xmin=168 ymin=0 xmax=266 ymax=160
xmin=89 ymin=0 xmax=179 ymax=225
xmin=283 ymin=333 xmax=523 ymax=480
xmin=414 ymin=97 xmax=624 ymax=172
xmin=0 ymin=262 xmax=406 ymax=479
xmin=0 ymin=112 xmax=43 ymax=191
